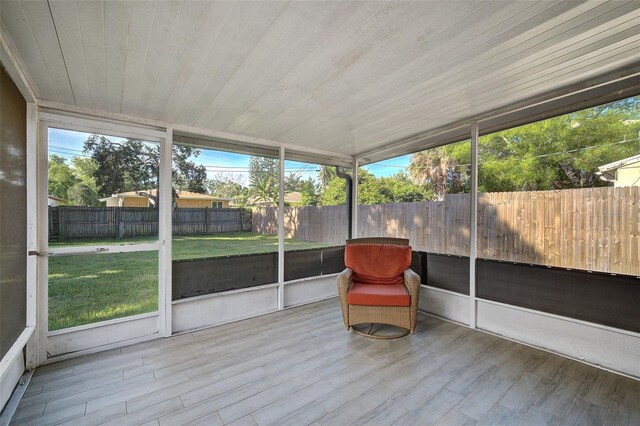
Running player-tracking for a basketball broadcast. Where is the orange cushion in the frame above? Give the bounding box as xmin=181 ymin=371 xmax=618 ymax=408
xmin=344 ymin=244 xmax=412 ymax=285
xmin=347 ymin=283 xmax=411 ymax=307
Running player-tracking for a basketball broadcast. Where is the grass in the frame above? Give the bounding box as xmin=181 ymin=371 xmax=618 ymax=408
xmin=48 ymin=232 xmax=330 ymax=331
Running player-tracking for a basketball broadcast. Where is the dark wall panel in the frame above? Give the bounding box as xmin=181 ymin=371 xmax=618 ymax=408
xmin=321 ymin=246 xmax=345 ymax=275
xmin=0 ymin=65 xmax=27 ymax=358
xmin=284 ymin=246 xmax=347 ymax=281
xmin=172 ymin=253 xmax=277 ymax=300
xmin=424 ymin=253 xmax=469 ymax=295
xmin=284 ymin=250 xmax=322 ymax=281
xmin=477 ymin=259 xmax=640 ymax=333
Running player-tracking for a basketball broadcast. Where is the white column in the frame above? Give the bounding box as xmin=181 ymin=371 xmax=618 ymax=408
xmin=159 ymin=127 xmax=173 ymax=336
xmin=351 ymin=158 xmax=358 ymax=238
xmin=278 ymin=146 xmax=285 ymax=309
xmin=36 ymin=119 xmax=49 ymax=364
xmin=25 ymin=103 xmax=38 ymax=369
xmin=469 ymin=123 xmax=479 ymax=329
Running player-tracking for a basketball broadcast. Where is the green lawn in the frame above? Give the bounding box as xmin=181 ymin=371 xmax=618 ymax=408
xmin=48 ymin=232 xmax=330 ymax=331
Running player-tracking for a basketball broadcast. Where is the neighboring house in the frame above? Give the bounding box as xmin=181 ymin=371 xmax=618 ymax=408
xmin=597 ymin=154 xmax=640 ymax=187
xmin=246 ymin=191 xmax=302 ymax=207
xmin=48 ymin=195 xmax=64 ymax=206
xmin=100 ymin=189 xmax=231 ymax=208
xmin=284 ymin=191 xmax=302 ymax=206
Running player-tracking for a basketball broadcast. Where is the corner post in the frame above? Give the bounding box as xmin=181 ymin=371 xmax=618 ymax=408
xmin=470 ymin=123 xmax=479 ymax=329
xmin=278 ymin=146 xmax=285 ymax=310
xmin=159 ymin=127 xmax=173 ymax=337
xmin=351 ymin=158 xmax=358 ymax=238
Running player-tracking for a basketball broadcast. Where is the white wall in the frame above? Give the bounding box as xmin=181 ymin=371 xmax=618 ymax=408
xmin=418 ymin=286 xmax=640 ymax=379
xmin=0 ymin=351 xmax=24 ymax=413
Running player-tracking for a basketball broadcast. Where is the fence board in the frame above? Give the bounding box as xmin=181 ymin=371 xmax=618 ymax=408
xmin=252 ymin=187 xmax=640 ymax=276
xmin=49 ymin=206 xmax=251 ymax=240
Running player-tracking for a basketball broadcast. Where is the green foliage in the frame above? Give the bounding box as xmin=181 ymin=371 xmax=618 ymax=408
xmin=67 ymin=183 xmax=100 ymax=206
xmin=71 ymin=157 xmax=98 ymax=187
xmin=48 ymin=154 xmax=80 ymax=201
xmin=172 ymin=145 xmax=208 ymax=194
xmin=207 ymin=173 xmax=249 ymax=207
xmin=414 ymin=97 xmax=640 ymax=193
xmin=408 ymin=140 xmax=470 ymax=199
xmin=284 ymin=173 xmax=304 ymax=192
xmin=248 ymin=156 xmax=279 ymax=205
xmin=319 ymin=175 xmax=346 ymax=206
xmin=320 ymin=169 xmax=431 ymax=205
xmin=83 ymin=136 xmax=208 ymax=202
xmin=300 ymin=178 xmax=320 ymax=206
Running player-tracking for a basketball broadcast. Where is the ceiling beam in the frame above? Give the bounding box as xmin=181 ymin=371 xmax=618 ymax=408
xmin=358 ymin=63 xmax=640 ymax=165
xmin=36 ymin=99 xmax=354 ymax=166
xmin=0 ymin=19 xmax=36 ymax=102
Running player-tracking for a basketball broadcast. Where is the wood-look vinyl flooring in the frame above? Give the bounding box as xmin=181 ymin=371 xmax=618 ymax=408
xmin=11 ymin=299 xmax=640 ymax=426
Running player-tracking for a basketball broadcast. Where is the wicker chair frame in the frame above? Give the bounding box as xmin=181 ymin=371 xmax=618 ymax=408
xmin=338 ymin=238 xmax=421 ymax=338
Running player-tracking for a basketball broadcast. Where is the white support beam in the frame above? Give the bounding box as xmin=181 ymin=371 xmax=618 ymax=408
xmin=351 ymin=158 xmax=358 ymax=238
xmin=0 ymin=23 xmax=36 ymax=102
xmin=159 ymin=127 xmax=173 ymax=336
xmin=25 ymin=103 xmax=38 ymax=370
xmin=469 ymin=123 xmax=479 ymax=329
xmin=278 ymin=146 xmax=285 ymax=310
xmin=36 ymin=118 xmax=49 ymax=365
xmin=35 ymin=100 xmax=354 ymax=166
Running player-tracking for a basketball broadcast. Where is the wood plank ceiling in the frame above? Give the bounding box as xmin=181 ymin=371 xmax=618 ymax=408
xmin=1 ymin=0 xmax=640 ymax=159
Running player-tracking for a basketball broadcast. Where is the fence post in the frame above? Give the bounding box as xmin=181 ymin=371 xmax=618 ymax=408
xmin=114 ymin=207 xmax=120 ymax=240
xmin=58 ymin=206 xmax=65 ymax=242
xmin=205 ymin=207 xmax=210 ymax=233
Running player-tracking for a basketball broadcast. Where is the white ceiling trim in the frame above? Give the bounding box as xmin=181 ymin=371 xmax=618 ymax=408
xmin=36 ymin=99 xmax=354 ymax=166
xmin=0 ymin=18 xmax=35 ymax=102
xmin=358 ymin=64 xmax=640 ymax=164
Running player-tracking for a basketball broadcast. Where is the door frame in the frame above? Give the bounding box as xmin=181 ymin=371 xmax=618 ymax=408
xmin=34 ymin=111 xmax=172 ymax=364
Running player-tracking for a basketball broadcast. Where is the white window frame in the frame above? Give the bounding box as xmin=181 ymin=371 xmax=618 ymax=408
xmin=33 ymin=112 xmax=172 ymax=364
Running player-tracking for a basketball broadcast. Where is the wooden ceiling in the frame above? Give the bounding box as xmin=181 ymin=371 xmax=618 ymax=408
xmin=1 ymin=1 xmax=640 ymax=159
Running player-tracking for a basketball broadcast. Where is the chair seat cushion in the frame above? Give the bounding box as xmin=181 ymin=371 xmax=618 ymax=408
xmin=345 ymin=244 xmax=412 ymax=286
xmin=347 ymin=283 xmax=411 ymax=307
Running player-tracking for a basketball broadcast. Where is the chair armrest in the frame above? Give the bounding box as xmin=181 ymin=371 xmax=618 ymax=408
xmin=337 ymin=268 xmax=353 ymax=299
xmin=404 ymin=268 xmax=421 ymax=333
xmin=337 ymin=268 xmax=353 ymax=329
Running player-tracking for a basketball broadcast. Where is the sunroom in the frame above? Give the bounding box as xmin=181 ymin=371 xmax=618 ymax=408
xmin=1 ymin=1 xmax=640 ymax=425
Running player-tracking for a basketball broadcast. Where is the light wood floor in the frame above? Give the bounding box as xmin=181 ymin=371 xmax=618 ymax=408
xmin=11 ymin=299 xmax=640 ymax=426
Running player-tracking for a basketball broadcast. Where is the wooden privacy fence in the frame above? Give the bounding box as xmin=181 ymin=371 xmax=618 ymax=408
xmin=49 ymin=206 xmax=251 ymax=240
xmin=252 ymin=187 xmax=640 ymax=276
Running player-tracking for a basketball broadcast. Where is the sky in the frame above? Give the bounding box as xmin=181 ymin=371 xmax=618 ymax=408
xmin=48 ymin=128 xmax=412 ymax=186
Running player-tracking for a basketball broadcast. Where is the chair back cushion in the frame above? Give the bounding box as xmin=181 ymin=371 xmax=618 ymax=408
xmin=344 ymin=244 xmax=412 ymax=285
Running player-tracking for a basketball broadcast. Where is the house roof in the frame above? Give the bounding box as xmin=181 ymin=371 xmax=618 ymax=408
xmin=285 ymin=192 xmax=302 ymax=204
xmin=598 ymin=154 xmax=640 ymax=173
xmin=597 ymin=154 xmax=640 ymax=182
xmin=100 ymin=189 xmax=230 ymax=202
xmin=2 ymin=2 xmax=640 ymax=164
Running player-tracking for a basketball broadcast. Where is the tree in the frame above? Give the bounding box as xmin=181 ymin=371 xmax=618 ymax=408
xmin=67 ymin=183 xmax=100 ymax=206
xmin=284 ymin=173 xmax=304 ymax=192
xmin=409 ymin=144 xmax=469 ymax=200
xmin=71 ymin=157 xmax=98 ymax=188
xmin=411 ymin=97 xmax=640 ymax=193
xmin=300 ymin=178 xmax=320 ymax=206
xmin=248 ymin=156 xmax=279 ymax=205
xmin=319 ymin=166 xmax=337 ymax=190
xmin=83 ymin=136 xmax=208 ymax=204
xmin=48 ymin=155 xmax=79 ymax=201
xmin=172 ymin=145 xmax=207 ymax=194
xmin=207 ymin=173 xmax=249 ymax=207
xmin=320 ymin=169 xmax=431 ymax=205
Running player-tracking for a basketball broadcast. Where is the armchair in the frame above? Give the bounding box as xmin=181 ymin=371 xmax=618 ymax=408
xmin=337 ymin=237 xmax=420 ymax=338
